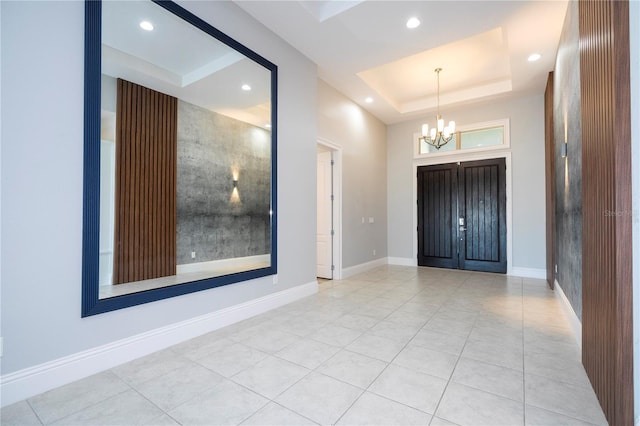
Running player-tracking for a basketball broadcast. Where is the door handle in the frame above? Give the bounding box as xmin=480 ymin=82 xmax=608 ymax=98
xmin=459 ymin=226 xmax=466 ymax=232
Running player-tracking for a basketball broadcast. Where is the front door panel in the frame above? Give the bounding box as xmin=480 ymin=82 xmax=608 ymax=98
xmin=417 ymin=158 xmax=506 ymax=273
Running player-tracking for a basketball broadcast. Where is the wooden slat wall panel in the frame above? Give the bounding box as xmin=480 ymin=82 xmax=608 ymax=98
xmin=113 ymin=79 xmax=177 ymax=284
xmin=579 ymin=1 xmax=633 ymax=425
xmin=544 ymin=72 xmax=555 ymax=290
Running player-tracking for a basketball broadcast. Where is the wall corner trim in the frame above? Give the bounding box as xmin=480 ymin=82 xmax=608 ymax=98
xmin=0 ymin=281 xmax=318 ymax=407
xmin=555 ymin=279 xmax=582 ymax=349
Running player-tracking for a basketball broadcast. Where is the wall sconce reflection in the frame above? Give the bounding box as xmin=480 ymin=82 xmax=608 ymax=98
xmin=230 ymin=171 xmax=241 ymax=204
xmin=561 ymin=142 xmax=568 ymax=158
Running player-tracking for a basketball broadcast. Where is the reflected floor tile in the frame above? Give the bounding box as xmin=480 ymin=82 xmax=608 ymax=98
xmin=337 ymin=392 xmax=432 ymax=425
xmin=369 ymin=320 xmax=422 ymax=344
xmin=195 ymin=342 xmax=269 ymax=377
xmin=317 ymin=349 xmax=388 ymax=388
xmin=436 ymin=382 xmax=523 ymax=426
xmin=111 ymin=349 xmax=192 ymax=387
xmin=276 ymin=372 xmax=362 ymax=425
xmin=241 ymin=329 xmax=300 ymax=353
xmin=411 ymin=328 xmax=467 ymax=355
xmin=524 ymin=334 xmax=581 ymax=358
xmin=0 ymin=401 xmax=42 ymax=426
xmin=524 ymin=373 xmax=607 ymax=425
xmin=241 ymin=402 xmax=318 ymax=425
xmin=393 ymin=344 xmax=458 ymax=380
xmin=525 ymin=404 xmax=602 ymax=426
xmin=430 ymin=416 xmax=460 ymax=426
xmin=308 ymin=324 xmax=363 ymax=347
xmin=52 ymin=389 xmax=164 ymax=425
xmin=423 ymin=317 xmax=475 ymax=338
xmin=168 ymin=379 xmax=268 ymax=426
xmin=133 ymin=362 xmax=225 ymax=411
xmin=461 ymin=339 xmax=523 ymax=371
xmin=278 ymin=317 xmax=327 ymax=337
xmin=524 ymin=352 xmax=592 ymax=388
xmin=232 ymin=356 xmax=309 ymax=399
xmin=467 ymin=324 xmax=523 ymax=347
xmin=369 ymin=365 xmax=447 ymax=414
xmin=351 ymin=305 xmax=395 ymax=320
xmin=385 ymin=309 xmax=434 ymax=328
xmin=275 ymin=338 xmax=341 ymax=369
xmin=347 ymin=333 xmax=407 ymax=362
xmin=451 ymin=357 xmax=524 ymax=402
xmin=145 ymin=413 xmax=180 ymax=425
xmin=28 ymin=371 xmax=129 ymax=424
xmin=171 ymin=335 xmax=236 ymax=361
xmin=332 ymin=313 xmax=379 ymax=331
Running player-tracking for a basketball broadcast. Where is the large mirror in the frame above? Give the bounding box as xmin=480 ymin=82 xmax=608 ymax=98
xmin=82 ymin=0 xmax=278 ymax=316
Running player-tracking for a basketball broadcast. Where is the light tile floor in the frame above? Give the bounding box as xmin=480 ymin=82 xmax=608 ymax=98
xmin=1 ymin=266 xmax=608 ymax=425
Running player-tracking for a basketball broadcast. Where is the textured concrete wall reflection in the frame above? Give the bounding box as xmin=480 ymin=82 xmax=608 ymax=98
xmin=553 ymin=0 xmax=583 ymax=319
xmin=176 ymin=100 xmax=271 ymax=265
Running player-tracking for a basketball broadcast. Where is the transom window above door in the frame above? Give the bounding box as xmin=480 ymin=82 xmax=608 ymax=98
xmin=415 ymin=119 xmax=510 ymax=157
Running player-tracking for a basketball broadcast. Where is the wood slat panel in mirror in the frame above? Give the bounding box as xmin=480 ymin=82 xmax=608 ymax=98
xmin=114 ymin=78 xmax=177 ymax=284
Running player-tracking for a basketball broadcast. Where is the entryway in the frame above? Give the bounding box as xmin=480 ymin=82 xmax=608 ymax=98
xmin=417 ymin=158 xmax=507 ymax=273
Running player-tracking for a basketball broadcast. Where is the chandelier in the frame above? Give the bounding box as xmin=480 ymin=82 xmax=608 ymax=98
xmin=419 ymin=68 xmax=455 ymax=150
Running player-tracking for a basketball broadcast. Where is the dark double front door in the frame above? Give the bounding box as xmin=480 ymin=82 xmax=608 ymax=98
xmin=417 ymin=158 xmax=507 ymax=273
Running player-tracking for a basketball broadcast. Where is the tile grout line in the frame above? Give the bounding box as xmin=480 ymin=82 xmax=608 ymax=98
xmin=333 ymin=269 xmax=424 ymax=425
xmin=332 ymin=269 xmax=441 ymax=425
xmin=426 ymin=273 xmax=483 ymax=425
xmin=25 ymin=399 xmax=45 ymax=426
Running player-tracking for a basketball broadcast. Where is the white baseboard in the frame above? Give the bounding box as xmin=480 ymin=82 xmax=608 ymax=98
xmin=342 ymin=258 xmax=388 ymax=278
xmin=509 ymin=267 xmax=546 ymax=279
xmin=385 ymin=260 xmax=544 ymax=278
xmin=387 ymin=257 xmax=416 ymax=267
xmin=554 ymin=279 xmax=582 ymax=349
xmin=0 ymin=281 xmax=318 ymax=407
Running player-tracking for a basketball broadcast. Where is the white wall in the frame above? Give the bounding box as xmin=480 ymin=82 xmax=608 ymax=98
xmin=387 ymin=95 xmax=546 ymax=271
xmin=0 ymin=0 xmax=316 ymax=382
xmin=317 ymin=80 xmax=387 ymax=269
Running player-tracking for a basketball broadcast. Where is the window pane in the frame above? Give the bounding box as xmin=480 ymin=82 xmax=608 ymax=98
xmin=420 ymin=134 xmax=457 ymax=154
xmin=460 ymin=127 xmax=503 ymax=149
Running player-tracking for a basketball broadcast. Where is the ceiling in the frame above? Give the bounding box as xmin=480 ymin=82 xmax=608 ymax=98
xmin=102 ymin=1 xmax=272 ymax=129
xmin=234 ymin=0 xmax=569 ymax=125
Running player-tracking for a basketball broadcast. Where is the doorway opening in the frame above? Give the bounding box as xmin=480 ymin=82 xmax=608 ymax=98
xmin=417 ymin=158 xmax=507 ymax=273
xmin=317 ymin=139 xmax=342 ymax=280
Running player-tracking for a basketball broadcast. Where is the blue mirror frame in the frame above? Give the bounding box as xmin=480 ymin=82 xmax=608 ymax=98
xmin=82 ymin=0 xmax=278 ymax=317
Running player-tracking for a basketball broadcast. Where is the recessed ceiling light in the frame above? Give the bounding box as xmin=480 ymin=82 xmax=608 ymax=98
xmin=265 ymin=124 xmax=272 ymax=128
xmin=365 ymin=97 xmax=374 ymax=103
xmin=139 ymin=21 xmax=154 ymax=31
xmin=241 ymin=84 xmax=251 ymax=91
xmin=406 ymin=17 xmax=421 ymax=29
xmin=528 ymin=53 xmax=542 ymax=62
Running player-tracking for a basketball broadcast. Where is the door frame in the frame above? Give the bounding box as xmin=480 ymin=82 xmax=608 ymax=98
xmin=413 ymin=150 xmax=513 ymax=275
xmin=317 ymin=138 xmax=343 ymax=280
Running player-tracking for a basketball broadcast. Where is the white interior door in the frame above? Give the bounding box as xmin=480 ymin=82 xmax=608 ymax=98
xmin=317 ymin=150 xmax=333 ymax=278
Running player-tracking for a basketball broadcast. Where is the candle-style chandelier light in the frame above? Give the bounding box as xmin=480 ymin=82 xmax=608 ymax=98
xmin=418 ymin=68 xmax=455 ymax=150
